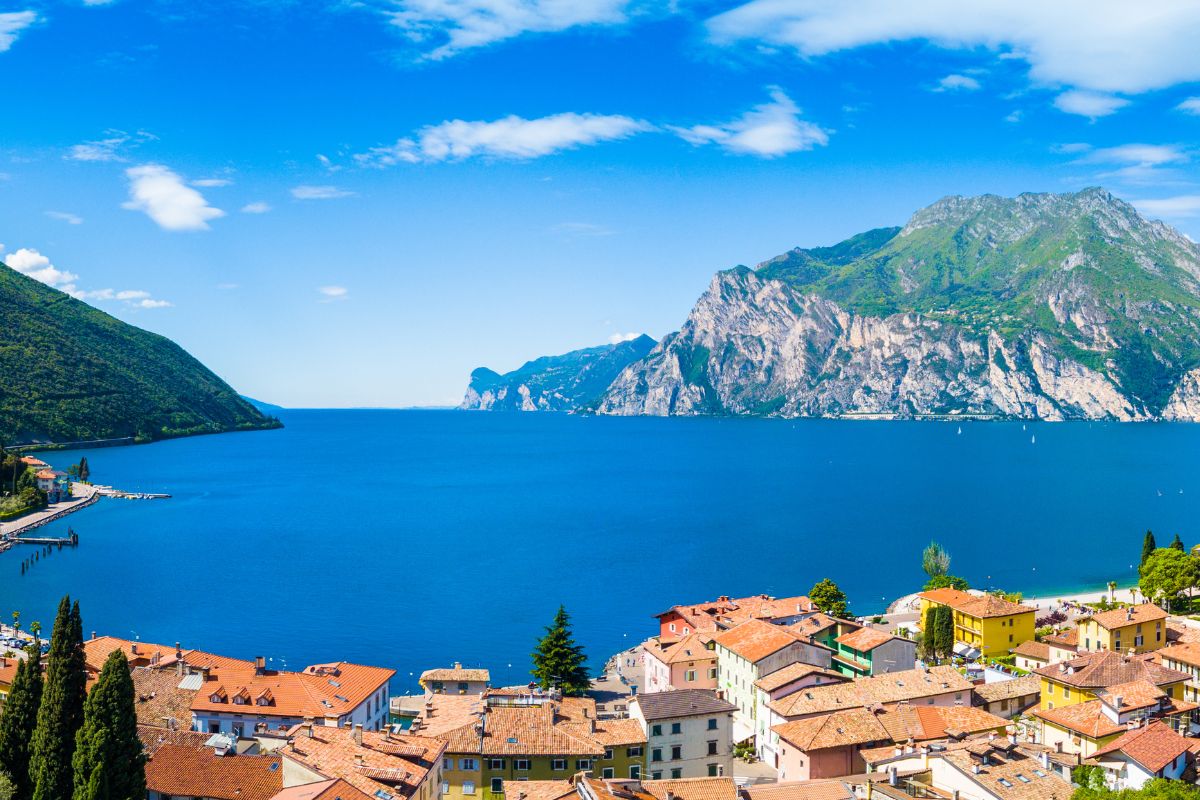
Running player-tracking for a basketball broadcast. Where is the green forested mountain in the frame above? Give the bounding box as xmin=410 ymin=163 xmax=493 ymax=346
xmin=0 ymin=260 xmax=279 ymax=445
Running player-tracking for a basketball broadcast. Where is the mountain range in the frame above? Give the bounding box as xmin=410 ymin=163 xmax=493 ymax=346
xmin=463 ymin=188 xmax=1200 ymax=421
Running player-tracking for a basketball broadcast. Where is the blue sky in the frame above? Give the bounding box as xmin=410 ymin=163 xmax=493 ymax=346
xmin=5 ymin=1 xmax=1200 ymax=406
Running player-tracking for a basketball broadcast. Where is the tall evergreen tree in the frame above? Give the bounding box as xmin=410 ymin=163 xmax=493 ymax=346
xmin=1171 ymin=533 xmax=1185 ymax=552
xmin=922 ymin=606 xmax=938 ymax=663
xmin=0 ymin=641 xmax=44 ymax=800
xmin=30 ymin=597 xmax=87 ymax=800
xmin=933 ymin=605 xmax=954 ymax=660
xmin=72 ymin=650 xmax=146 ymax=800
xmin=78 ymin=457 xmax=89 ymax=484
xmin=1142 ymin=530 xmax=1157 ymax=567
xmin=531 ymin=606 xmax=590 ymax=696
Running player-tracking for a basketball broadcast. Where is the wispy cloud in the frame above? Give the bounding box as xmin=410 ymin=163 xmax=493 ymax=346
xmin=1076 ymin=143 xmax=1189 ymax=185
xmin=66 ymin=129 xmax=155 ymax=162
xmin=384 ymin=0 xmax=630 ymax=60
xmin=608 ymin=331 xmax=642 ymax=344
xmin=45 ymin=210 xmax=83 ymax=225
xmin=122 ymin=164 xmax=225 ymax=231
xmin=241 ymin=201 xmax=272 ymax=213
xmin=292 ymin=185 xmax=355 ymax=200
xmin=318 ymin=285 xmax=348 ymax=302
xmin=1053 ymin=90 xmax=1129 ymax=119
xmin=670 ymin=88 xmax=829 ymax=158
xmin=192 ymin=177 xmax=232 ymax=187
xmin=1 ymin=245 xmax=170 ymax=308
xmin=1176 ymin=97 xmax=1200 ymax=116
xmin=0 ymin=10 xmax=36 ymax=53
xmin=1132 ymin=195 xmax=1200 ymax=220
xmin=357 ymin=112 xmax=651 ymax=165
xmin=933 ymin=74 xmax=980 ymax=92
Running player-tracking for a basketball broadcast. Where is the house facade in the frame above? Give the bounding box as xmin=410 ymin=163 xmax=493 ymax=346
xmin=1077 ymin=605 xmax=1168 ymax=655
xmin=918 ymin=589 xmax=1036 ymax=658
xmin=628 ymin=689 xmax=737 ymax=780
xmin=830 ymin=629 xmax=916 ymax=677
xmin=1088 ymin=721 xmax=1192 ymax=790
xmin=641 ymin=634 xmax=717 ymax=694
xmin=422 ymin=663 xmax=490 ymax=695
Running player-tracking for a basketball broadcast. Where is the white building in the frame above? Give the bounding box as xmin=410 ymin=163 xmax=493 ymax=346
xmin=628 ymin=689 xmax=738 ymax=780
xmin=1089 ymin=721 xmax=1192 ymax=790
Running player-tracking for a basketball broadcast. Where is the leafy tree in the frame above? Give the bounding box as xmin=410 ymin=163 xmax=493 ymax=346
xmin=809 ymin=579 xmax=851 ymax=619
xmin=933 ymin=605 xmax=954 ymax=659
xmin=923 ymin=575 xmax=968 ymax=591
xmin=71 ymin=650 xmax=146 ymax=800
xmin=1141 ymin=530 xmax=1157 ymax=567
xmin=1171 ymin=533 xmax=1185 ymax=551
xmin=1075 ymin=778 xmax=1200 ymax=800
xmin=30 ymin=597 xmax=87 ymax=800
xmin=921 ymin=606 xmax=938 ymax=662
xmin=1139 ymin=549 xmax=1200 ymax=612
xmin=0 ymin=773 xmax=15 ymax=800
xmin=531 ymin=606 xmax=590 ymax=696
xmin=922 ymin=541 xmax=950 ymax=579
xmin=1071 ymin=764 xmax=1106 ymax=791
xmin=0 ymin=640 xmax=43 ymax=800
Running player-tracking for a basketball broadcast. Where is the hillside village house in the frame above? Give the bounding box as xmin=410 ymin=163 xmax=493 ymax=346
xmin=786 ymin=613 xmax=862 ymax=652
xmin=628 ymin=689 xmax=737 ymax=780
xmin=917 ymin=589 xmax=1036 ymax=659
xmin=1086 ymin=721 xmax=1194 ymax=790
xmin=752 ymin=664 xmax=849 ymax=764
xmin=422 ymin=663 xmax=490 ymax=695
xmin=1011 ymin=641 xmax=1052 ymax=673
xmin=34 ymin=468 xmax=71 ymax=502
xmin=0 ymin=655 xmax=17 ymax=706
xmin=829 ymin=629 xmax=916 ymax=677
xmin=653 ymin=595 xmax=820 ymax=641
xmin=973 ymin=675 xmax=1041 ymax=721
xmin=711 ymin=619 xmax=833 ymax=743
xmin=1042 ymin=630 xmax=1081 ymax=664
xmin=642 ymin=634 xmax=717 ymax=694
xmin=1156 ymin=642 xmax=1200 ymax=705
xmin=1077 ymin=604 xmax=1168 ymax=654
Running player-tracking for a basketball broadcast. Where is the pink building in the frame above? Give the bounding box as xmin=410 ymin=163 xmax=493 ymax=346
xmin=642 ymin=633 xmax=717 ymax=693
xmin=773 ymin=707 xmax=889 ymax=781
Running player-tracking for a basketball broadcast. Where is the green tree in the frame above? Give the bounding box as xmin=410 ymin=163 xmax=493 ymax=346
xmin=1071 ymin=764 xmax=1105 ymax=791
xmin=531 ymin=606 xmax=590 ymax=697
xmin=1075 ymin=778 xmax=1200 ymax=800
xmin=921 ymin=606 xmax=938 ymax=663
xmin=0 ymin=641 xmax=44 ymax=800
xmin=1171 ymin=533 xmax=1185 ymax=551
xmin=1139 ymin=549 xmax=1200 ymax=612
xmin=809 ymin=579 xmax=851 ymax=618
xmin=77 ymin=458 xmax=89 ymax=484
xmin=1141 ymin=529 xmax=1157 ymax=567
xmin=0 ymin=773 xmax=16 ymax=800
xmin=933 ymin=605 xmax=954 ymax=659
xmin=922 ymin=541 xmax=950 ymax=579
xmin=30 ymin=597 xmax=87 ymax=800
xmin=923 ymin=575 xmax=968 ymax=591
xmin=71 ymin=650 xmax=146 ymax=800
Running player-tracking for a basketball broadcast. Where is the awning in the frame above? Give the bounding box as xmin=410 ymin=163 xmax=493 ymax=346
xmin=953 ymin=642 xmax=982 ymax=659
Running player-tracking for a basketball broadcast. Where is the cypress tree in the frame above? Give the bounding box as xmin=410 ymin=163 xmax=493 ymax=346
xmin=531 ymin=605 xmax=590 ymax=696
xmin=933 ymin=605 xmax=954 ymax=660
xmin=1171 ymin=533 xmax=1185 ymax=552
xmin=0 ymin=641 xmax=44 ymax=800
xmin=72 ymin=650 xmax=145 ymax=800
xmin=30 ymin=597 xmax=87 ymax=800
xmin=1142 ymin=530 xmax=1157 ymax=567
xmin=922 ymin=606 xmax=938 ymax=662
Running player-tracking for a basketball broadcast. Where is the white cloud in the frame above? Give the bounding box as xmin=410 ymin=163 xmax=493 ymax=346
xmin=1084 ymin=144 xmax=1187 ymax=166
xmin=1005 ymin=110 xmax=1023 ymax=123
xmin=318 ymin=285 xmax=348 ymax=301
xmin=122 ymin=164 xmax=225 ymax=231
xmin=291 ymin=185 xmax=355 ymax=200
xmin=608 ymin=332 xmax=641 ymax=344
xmin=357 ymin=112 xmax=650 ymax=165
xmin=241 ymin=201 xmax=272 ymax=213
xmin=706 ymin=1 xmax=1200 ymax=110
xmin=385 ymin=0 xmax=629 ymax=60
xmin=934 ymin=73 xmax=981 ymax=92
xmin=192 ymin=177 xmax=232 ymax=187
xmin=1053 ymin=90 xmax=1129 ymax=119
xmin=45 ymin=210 xmax=83 ymax=225
xmin=553 ymin=221 xmax=614 ymax=237
xmin=670 ymin=88 xmax=829 ymax=158
xmin=66 ymin=130 xmax=155 ymax=162
xmin=1132 ymin=195 xmax=1200 ymax=219
xmin=0 ymin=11 xmax=36 ymax=53
xmin=1176 ymin=97 xmax=1200 ymax=116
xmin=1 ymin=246 xmax=170 ymax=307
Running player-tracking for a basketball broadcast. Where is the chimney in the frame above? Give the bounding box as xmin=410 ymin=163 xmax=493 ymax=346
xmin=454 ymin=662 xmax=463 ymax=670
xmin=355 ymin=754 xmax=364 ymax=767
xmin=353 ymin=724 xmax=363 ymax=746
xmin=131 ymin=643 xmax=139 ymax=655
xmin=888 ymin=767 xmax=898 ymax=787
xmin=1113 ymin=696 xmax=1123 ymax=710
xmin=175 ymin=641 xmax=182 ymax=658
xmin=972 ymin=765 xmax=981 ymax=775
xmin=176 ymin=658 xmax=184 ymax=677
xmin=91 ymin=631 xmax=96 ymax=640
xmin=953 ymin=792 xmax=959 ymax=800
xmin=988 ymin=732 xmax=997 ymax=741
xmin=255 ymin=656 xmax=266 ymax=673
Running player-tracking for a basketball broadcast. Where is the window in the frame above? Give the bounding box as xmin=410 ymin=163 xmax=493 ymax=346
xmin=515 ymin=760 xmax=530 ymax=771
xmin=708 ymin=764 xmax=722 ymax=777
xmin=652 ymin=749 xmax=663 ymax=762
xmin=627 ymin=747 xmax=642 ymax=758
xmin=708 ymin=668 xmax=717 ymax=680
xmin=651 ymin=772 xmax=662 ymax=781
xmin=685 ymin=670 xmax=697 ymax=682
xmin=707 ymin=741 xmax=718 ymax=755
xmin=602 ymin=768 xmax=614 ymax=779
xmin=444 ymin=759 xmax=454 ymax=771
xmin=459 ymin=682 xmax=470 ymax=693
xmin=460 ymin=759 xmax=478 ymax=771
xmin=577 ymin=760 xmax=591 ymax=770
xmin=671 ymin=769 xmax=682 ymax=779
xmin=671 ymin=746 xmax=682 ymax=760
xmin=630 ymin=766 xmax=641 ymax=780
xmin=670 ymin=623 xmax=677 ymax=632
xmin=442 ymin=782 xmax=450 ymax=795
xmin=488 ymin=759 xmax=505 ymax=770
xmin=464 ymin=783 xmax=476 ymax=796
xmin=491 ymin=779 xmax=504 ymax=794
xmin=670 ymin=722 xmax=682 ymax=735
xmin=707 ymin=718 xmax=718 ymax=730
xmin=651 ymin=724 xmax=662 ymax=737
xmin=1064 ymin=687 xmax=1070 ymax=699
xmin=1009 ymin=634 xmax=1013 ymax=643
xmin=552 ymin=759 xmax=566 ymax=771
xmin=604 ymin=749 xmax=613 ymax=760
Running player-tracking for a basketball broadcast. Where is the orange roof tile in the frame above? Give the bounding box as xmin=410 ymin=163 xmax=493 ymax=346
xmin=1033 ymin=701 xmax=1127 ymax=739
xmin=270 ymin=778 xmax=378 ymax=800
xmin=1034 ymin=650 xmax=1188 ymax=690
xmin=643 ymin=777 xmax=738 ymax=800
xmin=834 ymin=628 xmax=897 ymax=653
xmin=773 ymin=707 xmax=891 ymax=750
xmin=754 ymin=663 xmax=847 ymax=693
xmin=1085 ymin=604 xmax=1168 ymax=631
xmin=143 ymin=742 xmax=283 ymax=800
xmin=1011 ymin=641 xmax=1050 ymax=661
xmin=712 ymin=619 xmax=809 ymax=663
xmin=643 ymin=634 xmax=717 ymax=667
xmin=1157 ymin=642 xmax=1200 ymax=669
xmin=1091 ymin=720 xmax=1192 ymax=774
xmin=191 ymin=661 xmax=394 ymax=720
xmin=919 ymin=589 xmax=1035 ymax=619
xmin=769 ymin=665 xmax=972 ymax=718
xmin=740 ymin=782 xmax=853 ymax=800
xmin=502 ymin=780 xmax=576 ymax=800
xmin=282 ymin=724 xmax=445 ymax=799
xmin=654 ymin=595 xmax=816 ymax=635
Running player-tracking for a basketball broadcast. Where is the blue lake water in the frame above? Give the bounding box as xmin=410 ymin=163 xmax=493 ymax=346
xmin=2 ymin=410 xmax=1198 ymax=689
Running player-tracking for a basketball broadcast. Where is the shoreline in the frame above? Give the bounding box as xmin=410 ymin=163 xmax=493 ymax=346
xmin=884 ymin=581 xmax=1145 ymax=618
xmin=0 ymin=484 xmax=100 ymax=539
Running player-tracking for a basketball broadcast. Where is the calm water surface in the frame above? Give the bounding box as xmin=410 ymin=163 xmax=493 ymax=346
xmin=2 ymin=410 xmax=1197 ymax=688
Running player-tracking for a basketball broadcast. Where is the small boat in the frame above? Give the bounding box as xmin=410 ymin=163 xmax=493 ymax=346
xmin=1030 ymin=434 xmax=1036 ymax=444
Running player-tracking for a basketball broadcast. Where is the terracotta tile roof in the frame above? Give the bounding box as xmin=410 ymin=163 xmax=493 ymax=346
xmin=1011 ymin=641 xmax=1050 ymax=661
xmin=581 ymin=777 xmax=659 ymax=800
xmin=834 ymin=628 xmax=897 ymax=653
xmin=438 ymin=703 xmax=622 ymax=757
xmin=191 ymin=661 xmax=394 ymax=720
xmin=1085 ymin=604 xmax=1168 ymax=631
xmin=1166 ymin=622 xmax=1200 ymax=645
xmin=142 ymin=740 xmax=283 ymax=800
xmin=919 ymin=589 xmax=1035 ymax=619
xmin=654 ymin=595 xmax=816 ymax=635
xmin=787 ymin=613 xmax=851 ymax=638
xmin=132 ymin=667 xmax=199 ymax=729
xmin=137 ymin=724 xmax=215 ymax=756
xmin=712 ymin=619 xmax=809 ymax=663
xmin=769 ymin=666 xmax=971 ymax=718
xmin=1034 ymin=650 xmax=1189 ymax=690
xmin=20 ymin=456 xmax=48 ymax=467
xmin=941 ymin=747 xmax=1071 ymax=800
xmin=1095 ymin=680 xmax=1169 ymax=711
xmin=270 ymin=778 xmax=378 ymax=800
xmin=643 ymin=634 xmax=717 ymax=667
xmin=973 ymin=675 xmax=1041 ymax=705
xmin=912 ymin=705 xmax=1009 ymax=739
xmin=1157 ymin=642 xmax=1200 ymax=668
xmin=282 ymin=723 xmax=445 ymax=799
xmin=0 ymin=656 xmax=19 ymax=687
xmin=84 ymin=636 xmax=183 ymax=671
xmin=1042 ymin=629 xmax=1077 ymax=648
xmin=408 ymin=693 xmax=486 ymax=739
xmin=773 ymin=707 xmax=890 ymax=750
xmin=502 ymin=780 xmax=576 ymax=800
xmin=560 ymin=717 xmax=646 ymax=747
xmin=1032 ymin=701 xmax=1126 ymax=739
xmin=631 ymin=689 xmax=736 ymax=721
xmin=420 ymin=664 xmax=490 ymax=683
xmin=754 ymin=663 xmax=847 ymax=693
xmin=740 ymin=782 xmax=853 ymax=800
xmin=1091 ymin=720 xmax=1192 ymax=774
xmin=643 ymin=777 xmax=738 ymax=800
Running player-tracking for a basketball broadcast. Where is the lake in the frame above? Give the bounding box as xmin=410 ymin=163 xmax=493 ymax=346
xmin=2 ymin=410 xmax=1197 ymax=689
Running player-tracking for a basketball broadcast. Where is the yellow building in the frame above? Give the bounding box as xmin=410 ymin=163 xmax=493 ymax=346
xmin=1076 ymin=604 xmax=1168 ymax=654
xmin=917 ymin=588 xmax=1036 ymax=658
xmin=1033 ymin=649 xmax=1188 ymax=711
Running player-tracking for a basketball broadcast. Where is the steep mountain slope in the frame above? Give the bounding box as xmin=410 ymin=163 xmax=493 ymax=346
xmin=462 ymin=335 xmax=657 ymax=411
xmin=598 ymin=189 xmax=1200 ymax=420
xmin=0 ymin=260 xmax=280 ymax=444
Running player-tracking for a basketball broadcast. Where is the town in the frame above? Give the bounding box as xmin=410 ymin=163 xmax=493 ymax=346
xmin=3 ymin=537 xmax=1200 ymax=800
